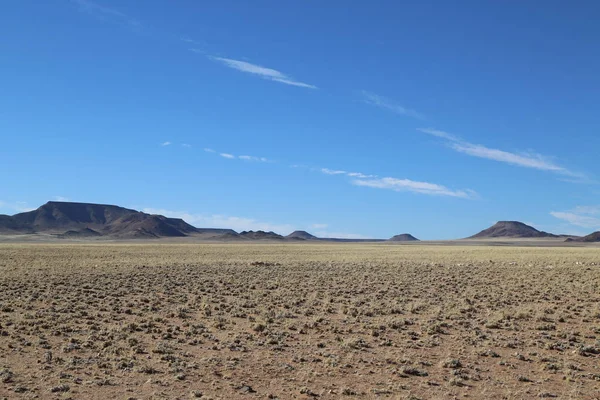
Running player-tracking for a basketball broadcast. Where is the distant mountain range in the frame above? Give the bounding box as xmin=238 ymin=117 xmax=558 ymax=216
xmin=0 ymin=201 xmax=409 ymax=241
xmin=1 ymin=201 xmax=596 ymax=242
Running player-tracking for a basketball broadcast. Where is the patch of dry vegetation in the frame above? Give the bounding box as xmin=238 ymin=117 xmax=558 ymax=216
xmin=0 ymin=243 xmax=599 ymax=399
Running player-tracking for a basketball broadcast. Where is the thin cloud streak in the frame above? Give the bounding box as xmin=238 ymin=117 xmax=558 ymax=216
xmin=550 ymin=205 xmax=600 ymax=229
xmin=352 ymin=177 xmax=476 ymax=199
xmin=347 ymin=172 xmax=376 ymax=178
xmin=321 ymin=168 xmax=347 ymax=175
xmin=0 ymin=201 xmax=35 ymax=213
xmin=311 ymin=223 xmax=328 ymax=229
xmin=204 ymin=148 xmax=271 ymax=162
xmin=161 ymin=141 xmax=171 ymax=146
xmin=239 ymin=155 xmax=270 ymax=162
xmin=72 ymin=0 xmax=126 ymax=17
xmin=451 ymin=143 xmax=564 ymax=172
xmin=417 ymin=128 xmax=459 ymax=141
xmin=180 ymin=36 xmax=203 ymax=45
xmin=208 ymin=56 xmax=317 ymax=89
xmin=314 ymin=231 xmax=370 ymax=240
xmin=550 ymin=212 xmax=600 ymax=229
xmin=172 ymin=144 xmax=470 ymax=199
xmin=362 ymin=91 xmax=423 ymax=119
xmin=319 ymin=168 xmax=376 ymax=179
xmin=573 ymin=205 xmax=600 ymax=215
xmin=71 ymin=2 xmax=317 ymax=91
xmin=417 ymin=128 xmax=583 ymax=178
xmin=316 ymin=166 xmax=469 ymax=198
xmin=71 ymin=0 xmax=142 ymax=31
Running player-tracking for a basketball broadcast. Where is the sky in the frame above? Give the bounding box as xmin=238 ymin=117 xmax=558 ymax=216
xmin=2 ymin=0 xmax=600 ymax=239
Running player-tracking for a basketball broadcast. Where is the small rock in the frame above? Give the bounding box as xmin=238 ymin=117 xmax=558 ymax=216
xmin=239 ymin=385 xmax=256 ymax=393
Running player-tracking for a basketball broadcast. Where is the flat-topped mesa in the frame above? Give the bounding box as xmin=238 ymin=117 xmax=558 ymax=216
xmin=0 ymin=201 xmax=209 ymax=238
xmin=468 ymin=221 xmax=557 ymax=239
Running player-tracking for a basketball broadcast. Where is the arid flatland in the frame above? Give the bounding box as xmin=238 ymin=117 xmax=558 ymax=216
xmin=1 ymin=243 xmax=599 ymax=399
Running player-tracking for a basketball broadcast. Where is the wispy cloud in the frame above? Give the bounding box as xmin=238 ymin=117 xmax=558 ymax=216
xmin=208 ymin=56 xmax=317 ymax=89
xmin=347 ymin=172 xmax=376 ymax=179
xmin=550 ymin=205 xmax=600 ymax=230
xmin=311 ymin=223 xmax=328 ymax=229
xmin=313 ymin=165 xmax=468 ymax=198
xmin=71 ymin=2 xmax=317 ymax=92
xmin=362 ymin=91 xmax=423 ymax=119
xmin=417 ymin=128 xmax=584 ymax=179
xmin=321 ymin=168 xmax=347 ymax=175
xmin=352 ymin=177 xmax=476 ymax=199
xmin=71 ymin=0 xmax=142 ymax=31
xmin=71 ymin=1 xmax=319 ymax=92
xmin=239 ymin=155 xmax=270 ymax=162
xmin=0 ymin=201 xmax=35 ymax=213
xmin=314 ymin=231 xmax=370 ymax=240
xmin=451 ymin=144 xmax=565 ymax=172
xmin=182 ymin=143 xmax=192 ymax=148
xmin=180 ymin=36 xmax=202 ymax=45
xmin=204 ymin=148 xmax=271 ymax=162
xmin=53 ymin=196 xmax=70 ymax=202
xmin=160 ymin=141 xmax=171 ymax=146
xmin=191 ymin=144 xmax=470 ymax=199
xmin=572 ymin=205 xmax=600 ymax=215
xmin=14 ymin=202 xmax=34 ymax=212
xmin=317 ymin=168 xmax=376 ymax=179
xmin=416 ymin=128 xmax=459 ymax=141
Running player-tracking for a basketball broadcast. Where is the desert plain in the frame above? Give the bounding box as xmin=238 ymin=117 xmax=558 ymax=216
xmin=1 ymin=242 xmax=599 ymax=399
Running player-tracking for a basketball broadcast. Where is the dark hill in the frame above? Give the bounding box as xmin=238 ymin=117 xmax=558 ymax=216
xmin=0 ymin=201 xmax=204 ymax=238
xmin=59 ymin=228 xmax=102 ymax=238
xmin=195 ymin=228 xmax=237 ymax=235
xmin=286 ymin=230 xmax=317 ymax=240
xmin=239 ymin=230 xmax=284 ymax=240
xmin=469 ymin=221 xmax=557 ymax=239
xmin=11 ymin=201 xmax=135 ymax=230
xmin=388 ymin=233 xmax=419 ymax=242
xmin=568 ymin=231 xmax=600 ymax=242
xmin=106 ymin=212 xmax=199 ymax=238
xmin=0 ymin=214 xmax=33 ymax=233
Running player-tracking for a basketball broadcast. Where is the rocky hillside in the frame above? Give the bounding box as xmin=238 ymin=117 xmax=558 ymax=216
xmin=388 ymin=233 xmax=419 ymax=241
xmin=469 ymin=221 xmax=557 ymax=239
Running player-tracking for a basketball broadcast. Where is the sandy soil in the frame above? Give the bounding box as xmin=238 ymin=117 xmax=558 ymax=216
xmin=1 ymin=243 xmax=599 ymax=399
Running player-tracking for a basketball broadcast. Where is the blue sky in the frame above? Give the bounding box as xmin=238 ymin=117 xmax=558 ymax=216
xmin=2 ymin=0 xmax=600 ymax=239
